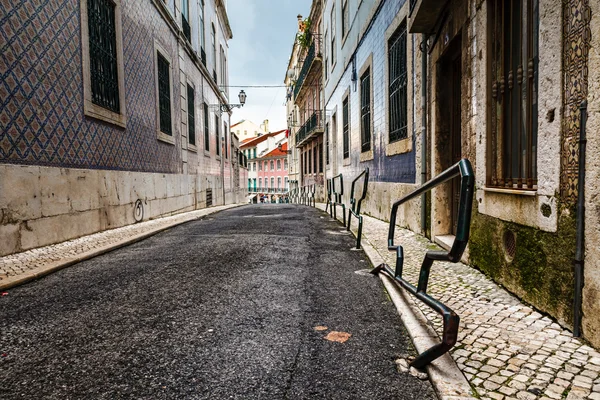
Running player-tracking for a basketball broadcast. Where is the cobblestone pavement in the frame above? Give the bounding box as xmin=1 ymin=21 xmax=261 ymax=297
xmin=0 ymin=204 xmax=241 ymax=289
xmin=317 ymin=203 xmax=600 ymax=400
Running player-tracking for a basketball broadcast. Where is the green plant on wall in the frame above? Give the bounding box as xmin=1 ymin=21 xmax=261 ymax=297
xmin=297 ymin=18 xmax=312 ymax=50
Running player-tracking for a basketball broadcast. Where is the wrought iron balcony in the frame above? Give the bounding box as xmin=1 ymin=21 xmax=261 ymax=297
xmin=295 ymin=111 xmax=324 ymax=147
xmin=293 ymin=34 xmax=322 ymax=99
xmin=182 ymin=15 xmax=191 ymax=43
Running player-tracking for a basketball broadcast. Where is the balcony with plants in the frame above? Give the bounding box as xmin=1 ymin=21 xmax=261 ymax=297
xmin=293 ymin=24 xmax=322 ymax=100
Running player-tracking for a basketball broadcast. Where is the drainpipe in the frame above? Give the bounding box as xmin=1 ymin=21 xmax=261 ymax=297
xmin=573 ymin=100 xmax=587 ymax=337
xmin=420 ymin=35 xmax=429 ymax=234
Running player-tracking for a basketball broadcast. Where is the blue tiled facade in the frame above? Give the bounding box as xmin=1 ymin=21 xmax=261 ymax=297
xmin=324 ymin=0 xmax=415 ymax=184
xmin=0 ymin=0 xmax=217 ymax=174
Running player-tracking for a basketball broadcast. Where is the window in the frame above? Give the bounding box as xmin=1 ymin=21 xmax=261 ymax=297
xmin=87 ymin=0 xmax=120 ymax=114
xmin=319 ymin=143 xmax=323 ymax=173
xmin=313 ymin=146 xmax=317 ymax=173
xmin=270 ymin=160 xmax=274 ymax=171
xmin=199 ymin=0 xmax=205 ymax=51
xmin=324 ymin=31 xmax=329 ymax=80
xmin=342 ymin=96 xmax=349 ymax=158
xmin=271 ymin=177 xmax=275 ymax=189
xmin=181 ymin=0 xmax=190 ymax=42
xmin=325 ymin=122 xmax=330 ymax=165
xmin=488 ymin=0 xmax=539 ymax=189
xmin=388 ymin=20 xmax=408 ymax=143
xmin=157 ymin=51 xmax=172 ymax=135
xmin=259 ymin=178 xmax=262 ymax=189
xmin=204 ymin=103 xmax=209 ymax=150
xmin=277 ymin=160 xmax=281 ymax=170
xmin=187 ymin=84 xmax=195 ymax=146
xmin=83 ymin=0 xmax=126 ymax=127
xmin=360 ymin=67 xmax=371 ymax=152
xmin=248 ymin=179 xmax=251 ymax=190
xmin=285 ymin=177 xmax=289 ymax=189
xmin=220 ymin=46 xmax=227 ymax=87
xmin=342 ymin=0 xmax=349 ymax=39
xmin=330 ymin=5 xmax=336 ymax=66
xmin=266 ymin=178 xmax=269 ymax=189
xmin=277 ymin=177 xmax=281 ymax=189
xmin=303 ymin=152 xmax=307 ymax=174
xmin=252 ymin=162 xmax=256 ymax=171
xmin=224 ymin=122 xmax=228 ymax=158
xmin=264 ymin=161 xmax=268 ymax=170
xmin=284 ymin=159 xmax=288 ymax=170
xmin=253 ymin=148 xmax=256 ymax=158
xmin=211 ymin=24 xmax=217 ymax=81
xmin=308 ymin=149 xmax=312 ymax=173
xmin=215 ymin=115 xmax=220 ymax=156
xmin=259 ymin=162 xmax=262 ymax=171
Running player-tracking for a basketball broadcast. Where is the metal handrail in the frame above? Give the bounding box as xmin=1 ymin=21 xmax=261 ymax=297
xmin=371 ymin=158 xmax=474 ymax=369
xmin=329 ymin=174 xmax=346 ymax=225
xmin=325 ymin=179 xmax=332 ymax=214
xmin=347 ymin=168 xmax=369 ymax=249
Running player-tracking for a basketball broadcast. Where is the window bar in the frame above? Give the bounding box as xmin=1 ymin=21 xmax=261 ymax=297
xmin=526 ymin=0 xmax=534 ymax=188
xmin=505 ymin=0 xmax=513 ymax=188
xmin=516 ymin=1 xmax=524 ymax=189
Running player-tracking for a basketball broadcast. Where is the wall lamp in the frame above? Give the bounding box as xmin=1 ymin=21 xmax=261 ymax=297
xmin=211 ymin=90 xmax=247 ymax=114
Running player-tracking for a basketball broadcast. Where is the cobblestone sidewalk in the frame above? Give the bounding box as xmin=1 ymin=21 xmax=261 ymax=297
xmin=317 ymin=203 xmax=600 ymax=400
xmin=0 ymin=204 xmax=242 ymax=290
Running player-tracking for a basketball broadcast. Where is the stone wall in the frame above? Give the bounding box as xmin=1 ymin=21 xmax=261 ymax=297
xmin=0 ymin=163 xmax=247 ymax=257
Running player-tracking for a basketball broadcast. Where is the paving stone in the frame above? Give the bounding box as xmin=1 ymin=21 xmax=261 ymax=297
xmin=516 ymin=391 xmax=537 ymax=400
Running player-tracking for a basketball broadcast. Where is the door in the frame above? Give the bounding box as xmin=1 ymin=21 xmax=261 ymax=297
xmin=450 ymin=49 xmax=462 ymax=234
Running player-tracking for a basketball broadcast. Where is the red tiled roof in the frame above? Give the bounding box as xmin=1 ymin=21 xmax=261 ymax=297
xmin=261 ymin=142 xmax=288 ymax=158
xmin=230 ymin=120 xmax=245 ymax=128
xmin=239 ymin=129 xmax=287 ymax=149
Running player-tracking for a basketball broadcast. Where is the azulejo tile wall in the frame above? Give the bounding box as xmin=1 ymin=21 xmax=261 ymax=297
xmin=561 ymin=0 xmax=591 ymax=204
xmin=0 ymin=0 xmax=180 ymax=173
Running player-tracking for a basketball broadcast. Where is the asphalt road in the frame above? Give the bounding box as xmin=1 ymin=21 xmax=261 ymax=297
xmin=0 ymin=204 xmax=436 ymax=399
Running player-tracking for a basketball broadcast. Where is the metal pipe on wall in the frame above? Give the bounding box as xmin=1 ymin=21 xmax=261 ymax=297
xmin=573 ymin=100 xmax=587 ymax=337
xmin=421 ymin=35 xmax=429 ymax=234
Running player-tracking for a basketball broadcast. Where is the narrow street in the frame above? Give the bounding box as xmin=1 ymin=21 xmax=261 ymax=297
xmin=0 ymin=205 xmax=435 ymax=399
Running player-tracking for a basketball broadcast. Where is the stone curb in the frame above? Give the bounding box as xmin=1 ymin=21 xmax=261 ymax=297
xmin=315 ymin=203 xmax=477 ymax=400
xmin=0 ymin=203 xmax=245 ymax=291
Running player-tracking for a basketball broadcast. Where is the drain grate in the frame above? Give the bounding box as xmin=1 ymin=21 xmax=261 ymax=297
xmin=503 ymin=230 xmax=516 ymax=261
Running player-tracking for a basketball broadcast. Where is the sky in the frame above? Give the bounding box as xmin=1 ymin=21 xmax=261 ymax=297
xmin=227 ymin=0 xmax=312 ymax=132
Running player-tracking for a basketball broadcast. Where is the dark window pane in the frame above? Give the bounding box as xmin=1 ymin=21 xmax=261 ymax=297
xmin=157 ymin=52 xmax=172 ymax=135
xmin=360 ymin=67 xmax=371 ymax=152
xmin=187 ymin=85 xmax=195 ymax=145
xmin=343 ymin=97 xmax=349 ymax=159
xmin=204 ymin=103 xmax=209 ymax=151
xmin=88 ymin=0 xmax=120 ymax=113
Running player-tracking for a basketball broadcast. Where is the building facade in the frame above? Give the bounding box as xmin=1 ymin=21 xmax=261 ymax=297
xmin=287 ymin=3 xmax=325 ymax=199
xmin=240 ymin=129 xmax=287 ymax=194
xmin=256 ymin=142 xmax=289 ymax=196
xmin=0 ymin=0 xmax=247 ymax=256
xmin=313 ymin=0 xmax=600 ymax=347
xmin=231 ymin=119 xmax=264 ymax=142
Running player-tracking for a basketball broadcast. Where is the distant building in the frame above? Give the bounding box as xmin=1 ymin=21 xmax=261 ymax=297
xmin=231 ymin=119 xmax=264 ymax=142
xmin=257 ymin=142 xmax=289 ymax=196
xmin=285 ymin=5 xmax=325 ymax=199
xmin=240 ymin=129 xmax=287 ymax=194
xmin=0 ymin=0 xmax=247 ymax=256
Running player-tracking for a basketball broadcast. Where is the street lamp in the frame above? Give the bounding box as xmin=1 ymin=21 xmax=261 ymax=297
xmin=211 ymin=90 xmax=247 ymax=114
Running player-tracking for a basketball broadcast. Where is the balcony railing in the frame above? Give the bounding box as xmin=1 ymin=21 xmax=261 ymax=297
xmin=182 ymin=15 xmax=191 ymax=43
xmin=295 ymin=110 xmax=324 ymax=146
xmin=250 ymin=187 xmax=288 ymax=194
xmin=293 ymin=34 xmax=322 ymax=99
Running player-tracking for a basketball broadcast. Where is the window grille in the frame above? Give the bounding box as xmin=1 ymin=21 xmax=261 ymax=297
xmin=343 ymin=96 xmax=349 ymax=158
xmin=88 ymin=0 xmax=120 ymax=113
xmin=489 ymin=0 xmax=539 ymax=189
xmin=215 ymin=115 xmax=220 ymax=155
xmin=360 ymin=67 xmax=371 ymax=152
xmin=325 ymin=122 xmax=330 ymax=165
xmin=187 ymin=85 xmax=195 ymax=145
xmin=157 ymin=52 xmax=172 ymax=135
xmin=388 ymin=20 xmax=407 ymax=143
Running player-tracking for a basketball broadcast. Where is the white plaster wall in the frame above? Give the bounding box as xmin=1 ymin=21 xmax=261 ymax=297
xmin=475 ymin=0 xmax=562 ymax=233
xmin=0 ymin=164 xmax=238 ymax=257
xmin=582 ymin=1 xmax=600 ymax=348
